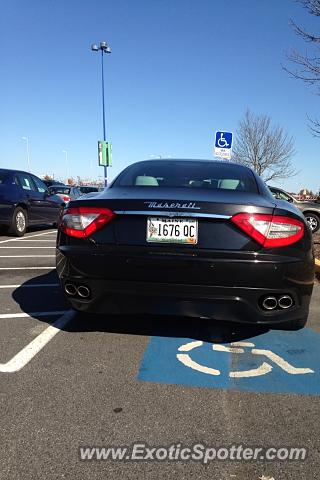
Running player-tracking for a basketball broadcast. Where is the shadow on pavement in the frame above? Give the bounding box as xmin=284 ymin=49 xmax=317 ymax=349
xmin=67 ymin=312 xmax=270 ymax=344
xmin=11 ymin=270 xmax=69 ymax=319
xmin=12 ymin=271 xmax=270 ymax=344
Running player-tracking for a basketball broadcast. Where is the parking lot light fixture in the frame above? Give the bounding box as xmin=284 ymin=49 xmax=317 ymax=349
xmin=91 ymin=41 xmax=111 ymax=187
xmin=22 ymin=136 xmax=31 ymax=172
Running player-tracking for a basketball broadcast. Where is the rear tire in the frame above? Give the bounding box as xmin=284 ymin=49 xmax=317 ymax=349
xmin=304 ymin=212 xmax=320 ymax=233
xmin=9 ymin=207 xmax=27 ymax=237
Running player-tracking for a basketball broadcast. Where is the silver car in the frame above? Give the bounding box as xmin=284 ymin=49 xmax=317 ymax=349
xmin=48 ymin=185 xmax=82 ymax=203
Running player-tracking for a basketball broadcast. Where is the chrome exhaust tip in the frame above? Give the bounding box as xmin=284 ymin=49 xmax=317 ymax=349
xmin=278 ymin=295 xmax=293 ymax=309
xmin=77 ymin=285 xmax=91 ymax=298
xmin=65 ymin=283 xmax=77 ymax=296
xmin=262 ymin=296 xmax=278 ymax=310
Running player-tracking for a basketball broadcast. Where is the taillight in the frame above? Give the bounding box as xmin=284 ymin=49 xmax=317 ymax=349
xmin=231 ymin=213 xmax=304 ymax=248
xmin=62 ymin=195 xmax=71 ymax=202
xmin=59 ymin=206 xmax=116 ymax=238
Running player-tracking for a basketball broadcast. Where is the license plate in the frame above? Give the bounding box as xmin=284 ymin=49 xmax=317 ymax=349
xmin=147 ymin=217 xmax=198 ymax=244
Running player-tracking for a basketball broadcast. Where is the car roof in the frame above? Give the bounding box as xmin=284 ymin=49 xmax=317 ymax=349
xmin=0 ymin=168 xmax=37 ymax=176
xmin=136 ymin=158 xmax=252 ymax=169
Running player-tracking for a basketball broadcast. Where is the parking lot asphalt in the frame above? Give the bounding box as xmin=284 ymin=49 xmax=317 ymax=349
xmin=0 ymin=227 xmax=319 ymax=480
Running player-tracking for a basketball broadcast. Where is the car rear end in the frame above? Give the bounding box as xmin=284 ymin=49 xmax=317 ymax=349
xmin=56 ymin=160 xmax=314 ymax=327
xmin=49 ymin=186 xmax=71 ymax=203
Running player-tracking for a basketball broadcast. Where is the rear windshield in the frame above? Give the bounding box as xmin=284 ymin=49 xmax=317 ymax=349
xmin=0 ymin=170 xmax=9 ymax=184
xmin=50 ymin=187 xmax=70 ymax=194
xmin=113 ymin=161 xmax=258 ymax=193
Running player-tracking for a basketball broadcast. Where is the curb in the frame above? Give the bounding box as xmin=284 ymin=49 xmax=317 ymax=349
xmin=316 ymin=259 xmax=320 ymax=273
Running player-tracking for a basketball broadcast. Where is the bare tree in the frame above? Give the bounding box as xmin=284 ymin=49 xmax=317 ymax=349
xmin=285 ymin=0 xmax=320 ymax=134
xmin=232 ymin=110 xmax=297 ymax=182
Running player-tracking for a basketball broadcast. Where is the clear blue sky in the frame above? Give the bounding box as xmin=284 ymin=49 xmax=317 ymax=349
xmin=1 ymin=0 xmax=319 ymax=192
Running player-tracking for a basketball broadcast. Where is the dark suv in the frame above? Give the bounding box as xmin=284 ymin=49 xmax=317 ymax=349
xmin=269 ymin=186 xmax=320 ymax=233
xmin=0 ymin=168 xmax=64 ymax=236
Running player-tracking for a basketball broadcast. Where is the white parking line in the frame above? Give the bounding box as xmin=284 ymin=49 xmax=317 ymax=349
xmin=11 ymin=240 xmax=56 ymax=242
xmin=0 ymin=267 xmax=54 ymax=270
xmin=0 ymin=231 xmax=56 ymax=244
xmin=0 ymin=310 xmax=74 ymax=373
xmin=0 ymin=247 xmax=55 ymax=249
xmin=0 ymin=311 xmax=67 ymax=319
xmin=0 ymin=255 xmax=55 ymax=258
xmin=0 ymin=284 xmax=59 ymax=288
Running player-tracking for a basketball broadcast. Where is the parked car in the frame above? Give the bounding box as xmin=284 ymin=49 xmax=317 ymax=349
xmin=56 ymin=159 xmax=314 ymax=330
xmin=47 ymin=185 xmax=82 ymax=203
xmin=0 ymin=168 xmax=64 ymax=236
xmin=78 ymin=185 xmax=104 ymax=195
xmin=43 ymin=179 xmax=65 ymax=188
xmin=268 ymin=186 xmax=320 ymax=233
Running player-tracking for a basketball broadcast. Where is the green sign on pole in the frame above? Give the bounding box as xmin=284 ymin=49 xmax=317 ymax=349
xmin=106 ymin=142 xmax=112 ymax=167
xmin=98 ymin=141 xmax=112 ymax=167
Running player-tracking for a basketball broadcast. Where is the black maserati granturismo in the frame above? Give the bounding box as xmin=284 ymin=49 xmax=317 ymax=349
xmin=56 ymin=159 xmax=314 ymax=329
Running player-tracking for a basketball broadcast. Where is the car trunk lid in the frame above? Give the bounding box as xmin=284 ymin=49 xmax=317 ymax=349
xmin=73 ymin=187 xmax=276 ymax=251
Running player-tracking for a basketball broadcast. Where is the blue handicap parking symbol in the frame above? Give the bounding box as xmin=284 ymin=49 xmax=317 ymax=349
xmin=137 ymin=329 xmax=320 ymax=396
xmin=215 ymin=131 xmax=233 ymax=149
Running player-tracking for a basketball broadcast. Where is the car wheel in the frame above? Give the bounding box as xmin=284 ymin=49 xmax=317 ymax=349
xmin=304 ymin=213 xmax=320 ymax=233
xmin=9 ymin=207 xmax=27 ymax=237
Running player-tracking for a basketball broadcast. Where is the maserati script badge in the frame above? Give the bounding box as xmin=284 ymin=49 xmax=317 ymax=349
xmin=144 ymin=201 xmax=200 ymax=210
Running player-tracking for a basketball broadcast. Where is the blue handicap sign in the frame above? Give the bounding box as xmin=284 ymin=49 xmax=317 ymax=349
xmin=138 ymin=328 xmax=320 ymax=396
xmin=215 ymin=131 xmax=233 ymax=149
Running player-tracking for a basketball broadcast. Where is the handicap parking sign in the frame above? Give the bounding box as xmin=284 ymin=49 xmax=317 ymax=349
xmin=138 ymin=328 xmax=320 ymax=396
xmin=214 ymin=131 xmax=233 ymax=160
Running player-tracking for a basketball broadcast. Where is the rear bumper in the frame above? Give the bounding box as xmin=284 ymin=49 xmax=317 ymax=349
xmin=56 ymin=246 xmax=314 ymax=325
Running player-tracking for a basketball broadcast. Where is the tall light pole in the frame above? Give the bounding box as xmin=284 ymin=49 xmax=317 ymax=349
xmin=62 ymin=150 xmax=69 ymax=180
xmin=22 ymin=136 xmax=31 ymax=172
xmin=91 ymin=41 xmax=111 ymax=187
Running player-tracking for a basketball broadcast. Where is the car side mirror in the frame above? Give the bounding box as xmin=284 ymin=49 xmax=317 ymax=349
xmin=288 ymin=197 xmax=294 ymax=203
